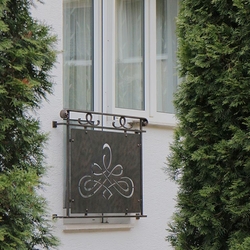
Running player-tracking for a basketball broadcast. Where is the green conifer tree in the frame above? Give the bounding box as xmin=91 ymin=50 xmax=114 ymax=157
xmin=0 ymin=0 xmax=58 ymax=249
xmin=167 ymin=0 xmax=250 ymax=249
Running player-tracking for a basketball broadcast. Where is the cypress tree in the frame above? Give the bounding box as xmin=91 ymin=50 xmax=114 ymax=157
xmin=167 ymin=0 xmax=250 ymax=249
xmin=0 ymin=0 xmax=58 ymax=249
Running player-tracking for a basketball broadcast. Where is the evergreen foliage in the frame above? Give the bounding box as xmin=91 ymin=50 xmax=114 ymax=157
xmin=0 ymin=0 xmax=58 ymax=249
xmin=167 ymin=0 xmax=250 ymax=249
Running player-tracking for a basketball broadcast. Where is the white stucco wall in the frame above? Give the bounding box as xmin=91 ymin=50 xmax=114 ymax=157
xmin=32 ymin=1 xmax=177 ymax=249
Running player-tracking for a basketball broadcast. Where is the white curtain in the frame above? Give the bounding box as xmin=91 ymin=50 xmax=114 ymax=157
xmin=156 ymin=0 xmax=178 ymax=113
xmin=115 ymin=0 xmax=144 ymax=110
xmin=63 ymin=0 xmax=93 ymax=110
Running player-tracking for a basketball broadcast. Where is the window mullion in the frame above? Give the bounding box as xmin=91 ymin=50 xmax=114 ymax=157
xmin=93 ymin=0 xmax=103 ymax=112
xmin=102 ymin=0 xmax=115 ymax=114
xmin=146 ymin=0 xmax=157 ymax=118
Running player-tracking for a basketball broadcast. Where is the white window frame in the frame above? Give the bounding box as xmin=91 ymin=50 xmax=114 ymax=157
xmin=93 ymin=0 xmax=103 ymax=113
xmin=64 ymin=0 xmax=178 ymax=126
xmin=102 ymin=0 xmax=177 ymax=126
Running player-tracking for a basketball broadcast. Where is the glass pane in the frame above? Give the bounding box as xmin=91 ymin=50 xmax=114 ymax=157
xmin=156 ymin=0 xmax=177 ymax=113
xmin=115 ymin=0 xmax=144 ymax=110
xmin=63 ymin=0 xmax=93 ymax=110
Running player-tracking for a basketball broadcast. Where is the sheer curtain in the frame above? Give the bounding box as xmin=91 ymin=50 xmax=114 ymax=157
xmin=156 ymin=0 xmax=177 ymax=113
xmin=63 ymin=0 xmax=93 ymax=110
xmin=115 ymin=0 xmax=144 ymax=110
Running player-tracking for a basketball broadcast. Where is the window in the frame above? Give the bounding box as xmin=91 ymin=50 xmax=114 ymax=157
xmin=115 ymin=0 xmax=144 ymax=110
xmin=63 ymin=0 xmax=93 ymax=110
xmin=156 ymin=0 xmax=177 ymax=114
xmin=63 ymin=0 xmax=178 ymax=124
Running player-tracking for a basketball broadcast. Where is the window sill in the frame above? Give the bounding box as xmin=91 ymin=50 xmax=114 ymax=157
xmin=147 ymin=114 xmax=177 ymax=129
xmin=60 ymin=213 xmax=134 ymax=232
xmin=63 ymin=223 xmax=134 ymax=232
xmin=147 ymin=119 xmax=176 ymax=129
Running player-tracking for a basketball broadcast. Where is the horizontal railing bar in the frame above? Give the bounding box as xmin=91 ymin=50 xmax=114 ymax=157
xmin=52 ymin=121 xmax=146 ymax=132
xmin=65 ymin=109 xmax=148 ymax=123
xmin=52 ymin=214 xmax=147 ymax=219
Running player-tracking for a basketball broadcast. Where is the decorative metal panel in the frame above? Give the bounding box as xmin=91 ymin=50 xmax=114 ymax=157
xmin=52 ymin=109 xmax=147 ymax=219
xmin=70 ymin=129 xmax=141 ymax=214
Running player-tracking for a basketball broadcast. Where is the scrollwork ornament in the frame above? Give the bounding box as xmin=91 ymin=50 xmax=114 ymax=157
xmin=77 ymin=113 xmax=100 ymax=127
xmin=78 ymin=143 xmax=134 ymax=200
xmin=112 ymin=116 xmax=133 ymax=130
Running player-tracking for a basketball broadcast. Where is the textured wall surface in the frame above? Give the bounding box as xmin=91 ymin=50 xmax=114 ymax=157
xmin=32 ymin=1 xmax=177 ymax=249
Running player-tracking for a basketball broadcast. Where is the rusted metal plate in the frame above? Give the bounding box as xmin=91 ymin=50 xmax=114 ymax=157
xmin=70 ymin=129 xmax=142 ymax=214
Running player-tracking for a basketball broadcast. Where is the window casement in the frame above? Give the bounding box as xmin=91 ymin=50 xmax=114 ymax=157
xmin=115 ymin=0 xmax=144 ymax=110
xmin=63 ymin=0 xmax=178 ymax=125
xmin=63 ymin=0 xmax=94 ymax=111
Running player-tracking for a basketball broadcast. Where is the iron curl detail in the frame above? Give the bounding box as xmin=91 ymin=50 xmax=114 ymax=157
xmin=78 ymin=113 xmax=100 ymax=127
xmin=112 ymin=116 xmax=133 ymax=130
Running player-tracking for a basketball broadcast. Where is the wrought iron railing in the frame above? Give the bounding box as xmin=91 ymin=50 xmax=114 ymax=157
xmin=52 ymin=109 xmax=148 ymax=220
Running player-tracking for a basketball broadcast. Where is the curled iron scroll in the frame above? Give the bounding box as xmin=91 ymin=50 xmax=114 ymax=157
xmin=78 ymin=113 xmax=100 ymax=127
xmin=112 ymin=116 xmax=133 ymax=130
